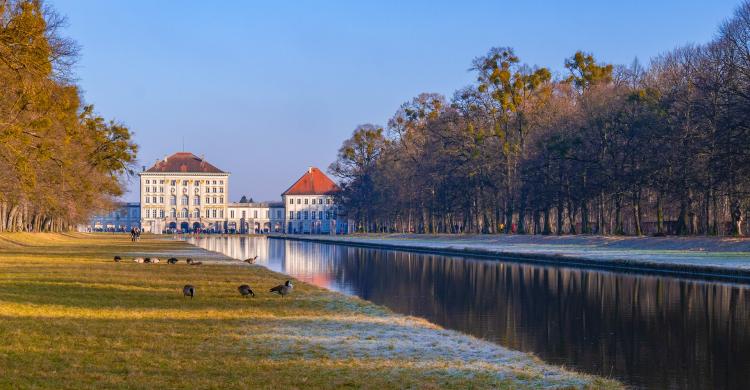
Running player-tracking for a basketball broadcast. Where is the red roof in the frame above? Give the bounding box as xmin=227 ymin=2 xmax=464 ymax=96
xmin=145 ymin=152 xmax=225 ymax=173
xmin=282 ymin=167 xmax=340 ymax=195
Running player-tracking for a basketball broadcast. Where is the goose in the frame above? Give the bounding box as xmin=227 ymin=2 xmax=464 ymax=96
xmin=183 ymin=285 xmax=195 ymax=299
xmin=243 ymin=255 xmax=258 ymax=264
xmin=113 ymin=256 xmax=121 ymax=262
xmin=186 ymin=258 xmax=193 ymax=264
xmin=133 ymin=257 xmax=145 ymax=263
xmin=237 ymin=284 xmax=255 ymax=297
xmin=167 ymin=258 xmax=178 ymax=264
xmin=144 ymin=257 xmax=152 ymax=263
xmin=151 ymin=257 xmax=160 ymax=264
xmin=270 ymin=280 xmax=293 ymax=297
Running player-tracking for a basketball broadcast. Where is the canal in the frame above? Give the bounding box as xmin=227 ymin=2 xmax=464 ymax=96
xmin=186 ymin=235 xmax=750 ymax=389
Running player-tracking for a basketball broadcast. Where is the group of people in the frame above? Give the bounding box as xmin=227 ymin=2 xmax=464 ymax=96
xmin=129 ymin=227 xmax=141 ymax=242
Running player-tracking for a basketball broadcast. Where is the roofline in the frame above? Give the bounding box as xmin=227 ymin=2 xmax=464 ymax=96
xmin=138 ymin=172 xmax=231 ymax=176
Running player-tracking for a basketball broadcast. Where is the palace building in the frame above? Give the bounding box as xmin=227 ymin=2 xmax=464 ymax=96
xmin=130 ymin=152 xmax=349 ymax=234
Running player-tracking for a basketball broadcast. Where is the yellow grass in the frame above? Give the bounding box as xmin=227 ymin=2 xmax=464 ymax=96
xmin=0 ymin=233 xmax=621 ymax=389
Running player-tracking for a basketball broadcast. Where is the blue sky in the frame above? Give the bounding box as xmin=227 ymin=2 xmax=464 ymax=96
xmin=52 ymin=0 xmax=740 ymax=201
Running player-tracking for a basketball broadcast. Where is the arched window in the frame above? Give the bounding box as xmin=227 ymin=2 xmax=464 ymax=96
xmin=170 ymin=195 xmax=176 ymax=206
xmin=181 ymin=195 xmax=188 ymax=205
xmin=194 ymin=208 xmax=200 ymax=218
xmin=181 ymin=208 xmax=188 ymax=218
xmin=170 ymin=208 xmax=176 ymax=218
xmin=194 ymin=196 xmax=200 ymax=205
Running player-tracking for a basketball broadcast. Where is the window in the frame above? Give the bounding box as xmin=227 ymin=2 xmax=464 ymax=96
xmin=171 ymin=180 xmax=176 ymax=186
xmin=220 ymin=197 xmax=224 ymax=204
xmin=194 ymin=208 xmax=200 ymax=218
xmin=170 ymin=196 xmax=176 ymax=205
xmin=277 ymin=210 xmax=282 ymax=218
xmin=146 ymin=179 xmax=150 ymax=184
xmin=194 ymin=181 xmax=199 ymax=186
xmin=297 ymin=211 xmax=301 ymax=219
xmin=304 ymin=198 xmax=308 ymax=205
xmin=297 ymin=198 xmax=301 ymax=204
xmin=205 ymin=196 xmax=210 ymax=204
xmin=146 ymin=187 xmax=150 ymax=193
xmin=212 ymin=188 xmax=217 ymax=193
xmin=160 ymin=180 xmax=164 ymax=184
xmin=252 ymin=210 xmax=257 ymax=218
xmin=319 ymin=211 xmax=323 ymax=219
xmin=326 ymin=198 xmax=331 ymax=204
xmin=182 ymin=180 xmax=187 ymax=186
xmin=145 ymin=197 xmax=150 ymax=204
xmin=242 ymin=210 xmax=246 ymax=218
xmin=159 ymin=209 xmax=165 ymax=218
xmin=289 ymin=198 xmax=294 ymax=204
xmin=212 ymin=209 xmax=217 ymax=218
xmin=170 ymin=208 xmax=176 ymax=218
xmin=181 ymin=195 xmax=188 ymax=205
xmin=220 ymin=210 xmax=224 ymax=218
xmin=311 ymin=211 xmax=315 ymax=220
xmin=181 ymin=208 xmax=188 ymax=218
xmin=152 ymin=196 xmax=157 ymax=203
xmin=289 ymin=211 xmax=294 ymax=219
xmin=206 ymin=210 xmax=211 ymax=218
xmin=213 ymin=197 xmax=217 ymax=204
xmin=159 ymin=187 xmax=164 ymax=193
xmin=230 ymin=210 xmax=235 ymax=219
xmin=266 ymin=210 xmax=270 ymax=218
xmin=219 ymin=187 xmax=223 ymax=193
xmin=220 ymin=180 xmax=223 ymax=185
xmin=194 ymin=196 xmax=200 ymax=205
xmin=213 ymin=180 xmax=217 ymax=185
xmin=159 ymin=196 xmax=164 ymax=203
xmin=304 ymin=211 xmax=308 ymax=220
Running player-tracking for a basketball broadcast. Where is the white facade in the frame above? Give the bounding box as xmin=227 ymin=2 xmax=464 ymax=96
xmin=283 ymin=194 xmax=339 ymax=234
xmin=139 ymin=173 xmax=229 ymax=233
xmin=227 ymin=202 xmax=285 ymax=233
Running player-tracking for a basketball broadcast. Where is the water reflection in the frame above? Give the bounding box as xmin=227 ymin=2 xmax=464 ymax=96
xmin=187 ymin=236 xmax=750 ymax=389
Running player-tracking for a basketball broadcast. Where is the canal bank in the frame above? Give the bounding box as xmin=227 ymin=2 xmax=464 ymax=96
xmin=0 ymin=233 xmax=618 ymax=389
xmin=275 ymin=233 xmax=750 ymax=280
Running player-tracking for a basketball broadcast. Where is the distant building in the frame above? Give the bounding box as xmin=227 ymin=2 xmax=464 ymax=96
xmin=282 ymin=167 xmax=347 ymax=234
xmin=79 ymin=202 xmax=140 ymax=232
xmin=86 ymin=151 xmax=351 ymax=235
xmin=138 ymin=152 xmax=230 ymax=233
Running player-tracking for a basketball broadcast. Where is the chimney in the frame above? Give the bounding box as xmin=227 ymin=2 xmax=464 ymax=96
xmin=163 ymin=155 xmax=168 ymax=162
xmin=308 ymin=166 xmax=313 ymax=173
xmin=141 ymin=165 xmax=145 ymax=172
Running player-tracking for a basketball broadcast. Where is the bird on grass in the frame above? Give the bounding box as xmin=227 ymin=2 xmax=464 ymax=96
xmin=186 ymin=258 xmax=203 ymax=265
xmin=151 ymin=257 xmax=160 ymax=264
xmin=238 ymin=284 xmax=255 ymax=297
xmin=167 ymin=257 xmax=178 ymax=264
xmin=144 ymin=257 xmax=152 ymax=263
xmin=270 ymin=280 xmax=293 ymax=297
xmin=133 ymin=257 xmax=145 ymax=263
xmin=113 ymin=256 xmax=121 ymax=262
xmin=243 ymin=255 xmax=257 ymax=264
xmin=183 ymin=285 xmax=195 ymax=299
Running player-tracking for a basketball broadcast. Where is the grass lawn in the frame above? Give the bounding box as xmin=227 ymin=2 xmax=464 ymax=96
xmin=0 ymin=233 xmax=620 ymax=389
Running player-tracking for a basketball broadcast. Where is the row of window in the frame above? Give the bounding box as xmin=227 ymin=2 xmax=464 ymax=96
xmin=145 ymin=186 xmax=223 ymax=193
xmin=145 ymin=179 xmax=224 ymax=186
xmin=289 ymin=197 xmax=332 ymax=205
xmin=289 ymin=211 xmax=333 ymax=220
xmin=229 ymin=210 xmax=284 ymax=219
xmin=143 ymin=208 xmax=224 ymax=219
xmin=144 ymin=195 xmax=224 ymax=205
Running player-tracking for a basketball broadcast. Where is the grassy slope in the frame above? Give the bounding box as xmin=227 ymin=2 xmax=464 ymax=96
xmin=0 ymin=233 xmax=619 ymax=389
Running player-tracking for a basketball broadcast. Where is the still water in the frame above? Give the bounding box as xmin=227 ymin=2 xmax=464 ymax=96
xmin=187 ymin=235 xmax=750 ymax=389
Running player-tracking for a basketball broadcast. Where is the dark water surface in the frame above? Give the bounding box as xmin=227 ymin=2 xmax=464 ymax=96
xmin=187 ymin=235 xmax=750 ymax=389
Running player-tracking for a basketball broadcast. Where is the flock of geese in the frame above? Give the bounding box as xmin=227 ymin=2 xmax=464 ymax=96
xmin=112 ymin=254 xmax=293 ymax=299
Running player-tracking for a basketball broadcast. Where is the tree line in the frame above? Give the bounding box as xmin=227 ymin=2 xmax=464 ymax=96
xmin=0 ymin=0 xmax=137 ymax=232
xmin=331 ymin=2 xmax=750 ymax=236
